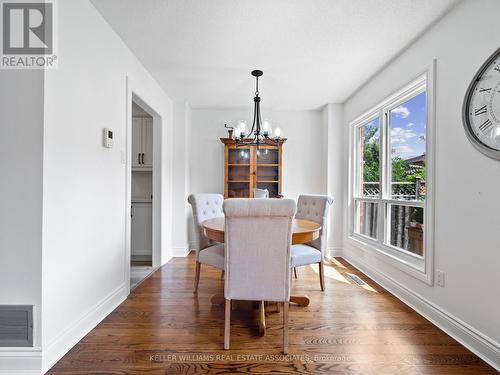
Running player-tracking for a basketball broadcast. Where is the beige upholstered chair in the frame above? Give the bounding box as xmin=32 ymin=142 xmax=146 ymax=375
xmin=223 ymin=198 xmax=296 ymax=353
xmin=188 ymin=193 xmax=225 ymax=293
xmin=291 ymin=195 xmax=333 ymax=291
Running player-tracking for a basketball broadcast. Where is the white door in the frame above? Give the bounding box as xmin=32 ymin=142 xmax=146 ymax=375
xmin=132 ymin=118 xmax=143 ymax=167
xmin=131 ymin=202 xmax=152 ymax=258
xmin=142 ymin=118 xmax=153 ymax=167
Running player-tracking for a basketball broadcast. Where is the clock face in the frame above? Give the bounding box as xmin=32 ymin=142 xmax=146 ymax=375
xmin=463 ymin=47 xmax=500 ymax=159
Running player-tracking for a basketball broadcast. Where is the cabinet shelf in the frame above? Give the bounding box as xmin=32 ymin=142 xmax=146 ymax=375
xmin=257 ymin=180 xmax=279 ymax=183
xmin=228 ymin=180 xmax=250 ymax=183
xmin=228 ymin=164 xmax=250 ymax=166
xmin=257 ymin=164 xmax=279 ymax=167
xmin=132 ymin=199 xmax=152 ymax=204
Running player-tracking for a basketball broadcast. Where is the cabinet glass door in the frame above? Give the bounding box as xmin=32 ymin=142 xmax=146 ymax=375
xmin=227 ymin=148 xmax=251 ymax=198
xmin=256 ymin=147 xmax=279 ymax=198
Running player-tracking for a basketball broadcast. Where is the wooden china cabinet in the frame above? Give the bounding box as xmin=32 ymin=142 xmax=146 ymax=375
xmin=221 ymin=138 xmax=286 ymax=199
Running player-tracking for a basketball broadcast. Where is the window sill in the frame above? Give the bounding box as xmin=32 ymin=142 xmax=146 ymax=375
xmin=346 ymin=234 xmax=432 ymax=285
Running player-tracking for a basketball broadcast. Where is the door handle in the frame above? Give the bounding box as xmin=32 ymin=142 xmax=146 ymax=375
xmin=131 ymin=205 xmax=134 ymax=217
xmin=138 ymin=153 xmax=141 ymax=165
xmin=141 ymin=153 xmax=145 ymax=164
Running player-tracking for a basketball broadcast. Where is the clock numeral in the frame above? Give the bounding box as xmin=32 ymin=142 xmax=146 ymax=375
xmin=478 ymin=119 xmax=493 ymax=134
xmin=494 ymin=65 xmax=500 ymax=73
xmin=479 ymin=88 xmax=492 ymax=93
xmin=474 ymin=105 xmax=487 ymax=116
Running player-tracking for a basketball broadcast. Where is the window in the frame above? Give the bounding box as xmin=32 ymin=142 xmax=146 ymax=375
xmin=354 ymin=117 xmax=380 ymax=238
xmin=350 ymin=73 xmax=433 ymax=282
xmin=387 ymin=91 xmax=426 ymax=256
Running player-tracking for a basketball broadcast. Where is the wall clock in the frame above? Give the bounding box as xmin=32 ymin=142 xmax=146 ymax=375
xmin=463 ymin=47 xmax=500 ymax=160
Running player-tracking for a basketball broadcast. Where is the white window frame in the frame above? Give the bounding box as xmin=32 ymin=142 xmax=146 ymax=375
xmin=347 ymin=62 xmax=436 ymax=285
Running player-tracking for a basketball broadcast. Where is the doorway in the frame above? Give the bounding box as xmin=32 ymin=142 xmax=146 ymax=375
xmin=130 ymin=100 xmax=155 ymax=289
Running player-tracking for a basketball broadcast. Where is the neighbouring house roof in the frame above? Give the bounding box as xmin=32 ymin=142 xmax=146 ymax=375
xmin=405 ymin=153 xmax=426 ymax=165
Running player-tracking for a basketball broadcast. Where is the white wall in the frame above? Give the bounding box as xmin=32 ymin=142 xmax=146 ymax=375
xmin=0 ymin=70 xmax=44 ymax=371
xmin=343 ymin=0 xmax=500 ymax=369
xmin=171 ymin=102 xmax=191 ymax=255
xmin=324 ymin=104 xmax=345 ymax=254
xmin=188 ymin=108 xmax=326 ymax=248
xmin=41 ymin=0 xmax=173 ymax=372
xmin=189 ymin=108 xmax=326 ymax=196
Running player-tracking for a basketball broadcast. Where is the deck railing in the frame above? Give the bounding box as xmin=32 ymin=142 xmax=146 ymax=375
xmin=362 ymin=179 xmax=426 ymax=200
xmin=359 ymin=179 xmax=425 ymax=256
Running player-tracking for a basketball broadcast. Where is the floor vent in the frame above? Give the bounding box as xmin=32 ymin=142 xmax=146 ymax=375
xmin=0 ymin=305 xmax=33 ymax=347
xmin=348 ymin=274 xmax=366 ymax=286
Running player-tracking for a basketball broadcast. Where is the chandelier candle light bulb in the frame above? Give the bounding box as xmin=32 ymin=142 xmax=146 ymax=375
xmin=263 ymin=120 xmax=271 ymax=136
xmin=274 ymin=127 xmax=281 ymax=138
xmin=238 ymin=121 xmax=247 ymax=139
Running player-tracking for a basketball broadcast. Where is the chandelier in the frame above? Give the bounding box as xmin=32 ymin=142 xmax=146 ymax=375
xmin=234 ymin=70 xmax=282 ymax=147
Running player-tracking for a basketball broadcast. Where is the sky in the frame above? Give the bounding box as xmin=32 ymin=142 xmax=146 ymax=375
xmin=390 ymin=91 xmax=427 ymax=159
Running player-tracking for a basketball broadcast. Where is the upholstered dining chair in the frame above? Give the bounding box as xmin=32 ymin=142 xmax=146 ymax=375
xmin=291 ymin=195 xmax=333 ymax=291
xmin=253 ymin=188 xmax=269 ymax=198
xmin=223 ymin=198 xmax=296 ymax=353
xmin=188 ymin=193 xmax=225 ymax=293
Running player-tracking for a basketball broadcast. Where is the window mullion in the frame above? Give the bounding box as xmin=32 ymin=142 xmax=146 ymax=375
xmin=354 ymin=125 xmax=361 ymax=199
xmin=379 ymin=110 xmax=388 ymax=245
xmin=381 ymin=110 xmax=390 ymax=200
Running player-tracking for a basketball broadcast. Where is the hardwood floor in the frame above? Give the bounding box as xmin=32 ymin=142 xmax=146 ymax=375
xmin=130 ymin=260 xmax=155 ymax=290
xmin=48 ymin=254 xmax=496 ymax=374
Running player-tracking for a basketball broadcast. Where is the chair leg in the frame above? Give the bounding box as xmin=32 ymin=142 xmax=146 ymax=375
xmin=259 ymin=301 xmax=266 ymax=337
xmin=283 ymin=301 xmax=289 ymax=354
xmin=319 ymin=261 xmax=325 ymax=292
xmin=224 ymin=299 xmax=231 ymax=350
xmin=193 ymin=261 xmax=201 ymax=293
xmin=293 ymin=267 xmax=298 ymax=279
xmin=221 ymin=269 xmax=225 ymax=280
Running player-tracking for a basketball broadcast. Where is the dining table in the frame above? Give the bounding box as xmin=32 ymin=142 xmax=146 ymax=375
xmin=201 ymin=217 xmax=321 ymax=336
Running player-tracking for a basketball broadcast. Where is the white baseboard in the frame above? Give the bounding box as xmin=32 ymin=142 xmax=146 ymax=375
xmin=172 ymin=246 xmax=190 ymax=257
xmin=131 ymin=254 xmax=152 ymax=262
xmin=343 ymin=252 xmax=500 ymax=371
xmin=326 ymin=247 xmax=343 ymax=257
xmin=41 ymin=283 xmax=127 ymax=374
xmin=131 ymin=249 xmax=151 ymax=256
xmin=0 ymin=347 xmax=42 ymax=374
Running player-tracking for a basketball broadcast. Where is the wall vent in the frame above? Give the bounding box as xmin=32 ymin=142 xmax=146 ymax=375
xmin=0 ymin=305 xmax=33 ymax=347
xmin=348 ymin=274 xmax=366 ymax=286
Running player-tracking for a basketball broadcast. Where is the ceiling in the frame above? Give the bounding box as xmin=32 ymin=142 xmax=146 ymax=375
xmin=91 ymin=0 xmax=458 ymax=110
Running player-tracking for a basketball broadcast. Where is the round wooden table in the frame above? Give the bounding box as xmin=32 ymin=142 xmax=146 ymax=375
xmin=201 ymin=217 xmax=321 ymax=336
xmin=202 ymin=217 xmax=321 ymax=247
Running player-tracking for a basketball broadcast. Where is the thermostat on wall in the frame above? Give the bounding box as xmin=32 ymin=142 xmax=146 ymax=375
xmin=103 ymin=128 xmax=113 ymax=148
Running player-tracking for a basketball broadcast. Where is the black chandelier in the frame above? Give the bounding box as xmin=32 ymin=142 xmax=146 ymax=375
xmin=234 ymin=70 xmax=282 ymax=147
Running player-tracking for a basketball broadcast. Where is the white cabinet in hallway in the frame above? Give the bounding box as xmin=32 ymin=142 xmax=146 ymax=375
xmin=131 ymin=202 xmax=152 ymax=260
xmin=132 ymin=117 xmax=153 ymax=168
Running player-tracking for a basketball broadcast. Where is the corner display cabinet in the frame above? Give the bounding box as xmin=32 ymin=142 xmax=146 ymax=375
xmin=221 ymin=138 xmax=286 ymax=199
